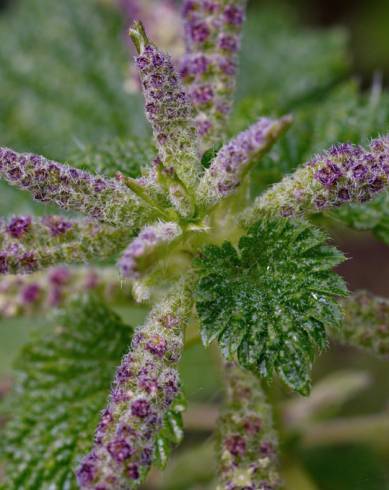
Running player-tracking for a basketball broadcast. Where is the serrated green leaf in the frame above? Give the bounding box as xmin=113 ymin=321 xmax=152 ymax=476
xmin=1 ymin=295 xmax=133 ymax=490
xmin=154 ymin=392 xmax=187 ymax=470
xmin=194 ymin=218 xmax=348 ymax=395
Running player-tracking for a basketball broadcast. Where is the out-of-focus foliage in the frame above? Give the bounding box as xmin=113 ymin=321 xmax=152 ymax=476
xmin=0 ymin=0 xmax=147 ymax=158
xmin=238 ymin=4 xmax=350 ymax=108
xmin=69 ymin=138 xmax=155 ymax=179
xmin=333 ymin=192 xmax=389 ymax=244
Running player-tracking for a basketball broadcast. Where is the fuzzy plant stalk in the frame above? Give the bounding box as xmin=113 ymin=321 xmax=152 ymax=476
xmin=241 ymin=137 xmax=389 ymax=225
xmin=117 ymin=0 xmax=184 ymax=93
xmin=0 ymin=266 xmax=130 ymax=319
xmin=76 ymin=280 xmax=193 ymax=489
xmin=181 ymin=0 xmax=248 ymax=149
xmin=2 ymin=2 xmax=389 ymax=490
xmin=0 ymin=215 xmax=133 ymax=274
xmin=216 ymin=362 xmax=282 ymax=490
xmin=129 ymin=21 xmax=202 ymax=216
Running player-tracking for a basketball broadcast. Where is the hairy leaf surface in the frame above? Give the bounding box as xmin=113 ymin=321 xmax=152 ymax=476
xmin=333 ymin=191 xmax=389 ymax=244
xmin=195 ymin=219 xmax=347 ymax=394
xmin=154 ymin=392 xmax=187 ymax=470
xmin=69 ymin=137 xmax=155 ymax=179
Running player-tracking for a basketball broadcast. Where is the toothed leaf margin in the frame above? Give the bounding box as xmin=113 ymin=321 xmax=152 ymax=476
xmin=194 ymin=218 xmax=348 ymax=395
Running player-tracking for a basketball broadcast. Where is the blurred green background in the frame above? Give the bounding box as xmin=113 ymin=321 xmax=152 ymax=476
xmin=0 ymin=0 xmax=389 ymax=489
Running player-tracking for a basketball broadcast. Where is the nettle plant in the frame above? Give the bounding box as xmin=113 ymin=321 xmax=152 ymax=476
xmin=1 ymin=1 xmax=389 ymax=489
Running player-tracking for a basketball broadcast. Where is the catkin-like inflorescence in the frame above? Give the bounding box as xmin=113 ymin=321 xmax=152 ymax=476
xmin=335 ymin=291 xmax=389 ymax=358
xmin=76 ymin=284 xmax=193 ymax=489
xmin=119 ymin=221 xmax=182 ymax=280
xmin=119 ymin=0 xmax=184 ymax=94
xmin=130 ymin=23 xmax=202 ymax=194
xmin=0 ymin=266 xmax=128 ymax=319
xmin=0 ymin=216 xmax=132 ymax=274
xmin=216 ymin=362 xmax=282 ymax=490
xmin=242 ymin=135 xmax=389 ymax=226
xmin=197 ymin=115 xmax=292 ymax=208
xmin=0 ymin=148 xmax=156 ymax=227
xmin=181 ymin=0 xmax=247 ymax=149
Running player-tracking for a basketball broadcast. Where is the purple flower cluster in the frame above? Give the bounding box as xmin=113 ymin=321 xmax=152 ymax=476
xmin=311 ymin=138 xmax=389 ymax=208
xmin=0 ymin=216 xmax=132 ymax=274
xmin=181 ymin=0 xmax=247 ymax=147
xmin=244 ymin=135 xmax=389 ymax=224
xmin=76 ymin=293 xmax=188 ymax=489
xmin=130 ymin=23 xmax=201 ymax=191
xmin=198 ymin=115 xmax=292 ymax=207
xmin=119 ymin=222 xmax=182 ymax=280
xmin=0 ymin=267 xmax=127 ymax=319
xmin=217 ymin=362 xmax=281 ymax=490
xmin=5 ymin=216 xmax=32 ymax=239
xmin=0 ymin=147 xmax=152 ymax=227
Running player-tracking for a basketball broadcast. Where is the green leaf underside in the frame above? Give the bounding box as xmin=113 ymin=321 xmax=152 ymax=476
xmin=195 ymin=218 xmax=347 ymax=395
xmin=1 ymin=296 xmax=132 ymax=490
xmin=154 ymin=392 xmax=187 ymax=470
xmin=334 ymin=191 xmax=389 ymax=244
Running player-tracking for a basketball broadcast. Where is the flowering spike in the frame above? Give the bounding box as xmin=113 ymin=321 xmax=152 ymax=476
xmin=118 ymin=221 xmax=182 ymax=281
xmin=197 ymin=115 xmax=293 ymax=209
xmin=335 ymin=291 xmax=389 ymax=358
xmin=181 ymin=0 xmax=248 ymax=149
xmin=130 ymin=22 xmax=202 ymax=203
xmin=119 ymin=1 xmax=185 ymax=94
xmin=0 ymin=216 xmax=132 ymax=274
xmin=0 ymin=266 xmax=130 ymax=319
xmin=216 ymin=362 xmax=282 ymax=490
xmin=0 ymin=148 xmax=157 ymax=227
xmin=76 ymin=281 xmax=193 ymax=489
xmin=242 ymin=135 xmax=389 ymax=226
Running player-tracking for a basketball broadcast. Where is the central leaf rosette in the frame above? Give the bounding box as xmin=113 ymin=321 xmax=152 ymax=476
xmin=195 ymin=218 xmax=348 ymax=394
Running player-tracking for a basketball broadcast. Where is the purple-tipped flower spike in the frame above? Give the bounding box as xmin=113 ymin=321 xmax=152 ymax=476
xmin=129 ymin=22 xmax=202 ymax=203
xmin=120 ymin=1 xmax=183 ymax=56
xmin=118 ymin=221 xmax=182 ymax=281
xmin=0 ymin=216 xmax=132 ymax=274
xmin=181 ymin=0 xmax=248 ymax=149
xmin=76 ymin=281 xmax=193 ymax=489
xmin=0 ymin=148 xmax=156 ymax=227
xmin=119 ymin=0 xmax=184 ymax=93
xmin=0 ymin=267 xmax=129 ymax=319
xmin=216 ymin=362 xmax=282 ymax=490
xmin=335 ymin=291 xmax=389 ymax=358
xmin=197 ymin=115 xmax=293 ymax=209
xmin=242 ymin=135 xmax=389 ymax=226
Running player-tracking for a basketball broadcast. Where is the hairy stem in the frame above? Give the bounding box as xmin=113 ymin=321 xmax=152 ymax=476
xmin=216 ymin=361 xmax=282 ymax=490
